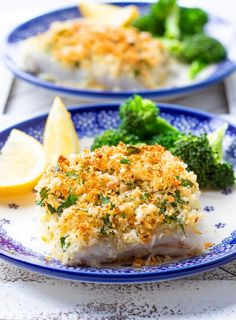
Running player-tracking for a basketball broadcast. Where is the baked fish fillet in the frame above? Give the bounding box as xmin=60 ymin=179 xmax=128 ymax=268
xmin=18 ymin=19 xmax=170 ymax=90
xmin=36 ymin=143 xmax=202 ymax=266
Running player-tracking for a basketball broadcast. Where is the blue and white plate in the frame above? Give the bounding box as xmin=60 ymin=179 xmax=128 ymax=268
xmin=1 ymin=103 xmax=236 ymax=283
xmin=3 ymin=2 xmax=236 ymax=100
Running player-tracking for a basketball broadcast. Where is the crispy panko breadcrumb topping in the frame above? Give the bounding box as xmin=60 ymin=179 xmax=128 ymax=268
xmin=36 ymin=143 xmax=201 ymax=255
xmin=33 ymin=19 xmax=168 ymax=76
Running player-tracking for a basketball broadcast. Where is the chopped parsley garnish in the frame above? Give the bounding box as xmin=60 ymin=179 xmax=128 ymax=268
xmin=60 ymin=236 xmax=70 ymax=252
xmin=100 ymin=213 xmax=114 ymax=237
xmin=120 ymin=158 xmax=130 ymax=165
xmin=66 ymin=170 xmax=79 ymax=180
xmin=157 ymin=191 xmax=185 ymax=214
xmin=102 ymin=213 xmax=113 ymax=228
xmin=173 ymin=190 xmax=185 ymax=204
xmin=110 ymin=203 xmax=115 ymax=210
xmin=127 ymin=145 xmax=140 ymax=155
xmin=158 ymin=199 xmax=167 ymax=214
xmin=36 ymin=187 xmax=49 ymax=207
xmin=140 ymin=192 xmax=150 ymax=201
xmin=39 ymin=187 xmax=49 ymax=200
xmin=100 ymin=226 xmax=109 ymax=237
xmin=99 ymin=194 xmax=110 ymax=205
xmin=181 ymin=179 xmax=193 ymax=187
xmin=47 ymin=203 xmax=57 ymax=214
xmin=99 ymin=194 xmax=115 ymax=209
xmin=176 ymin=176 xmax=193 ymax=188
xmin=36 ymin=188 xmax=78 ymax=215
xmin=164 ymin=215 xmax=186 ymax=237
xmin=57 ymin=193 xmax=78 ymax=214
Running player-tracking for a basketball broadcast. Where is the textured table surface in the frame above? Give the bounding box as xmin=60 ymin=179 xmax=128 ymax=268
xmin=1 ymin=258 xmax=236 ymax=320
xmin=5 ymin=79 xmax=229 ymax=116
xmin=1 ymin=0 xmax=236 ymax=319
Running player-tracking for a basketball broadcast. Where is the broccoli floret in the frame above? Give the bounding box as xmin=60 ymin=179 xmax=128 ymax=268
xmin=179 ymin=7 xmax=208 ymax=36
xmin=120 ymin=131 xmax=143 ymax=145
xmin=209 ymin=163 xmax=235 ymax=189
xmin=151 ymin=0 xmax=177 ymax=21
xmin=148 ymin=131 xmax=184 ymax=150
xmin=172 ymin=125 xmax=235 ymax=189
xmin=132 ymin=14 xmax=164 ymax=36
xmin=119 ymin=95 xmax=158 ymax=137
xmin=91 ymin=129 xmax=143 ymax=150
xmin=91 ymin=129 xmax=123 ymax=150
xmin=166 ymin=34 xmax=227 ymax=64
xmin=119 ymin=95 xmax=178 ymax=138
xmin=181 ymin=33 xmax=227 ymax=64
xmin=173 ymin=134 xmax=214 ymax=187
xmin=92 ymin=95 xmax=179 ymax=149
xmin=133 ymin=0 xmax=180 ymax=38
xmin=151 ymin=2 xmax=208 ymax=39
xmin=133 ymin=2 xmax=208 ymax=40
xmin=163 ymin=34 xmax=227 ymax=78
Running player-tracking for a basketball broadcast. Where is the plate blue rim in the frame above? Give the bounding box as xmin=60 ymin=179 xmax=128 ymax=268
xmin=3 ymin=2 xmax=236 ymax=100
xmin=1 ymin=102 xmax=236 ymax=283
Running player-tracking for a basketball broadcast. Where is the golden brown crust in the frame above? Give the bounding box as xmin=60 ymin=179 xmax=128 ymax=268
xmin=33 ymin=19 xmax=168 ymax=74
xmin=36 ymin=143 xmax=201 ymax=249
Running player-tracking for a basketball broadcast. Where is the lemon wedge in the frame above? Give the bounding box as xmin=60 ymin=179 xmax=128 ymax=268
xmin=43 ymin=97 xmax=80 ymax=165
xmin=79 ymin=3 xmax=139 ymax=27
xmin=0 ymin=129 xmax=46 ymax=197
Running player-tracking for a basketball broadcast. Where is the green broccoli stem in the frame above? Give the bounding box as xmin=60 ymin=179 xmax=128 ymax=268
xmin=188 ymin=60 xmax=207 ymax=79
xmin=164 ymin=0 xmax=180 ymax=39
xmin=160 ymin=38 xmax=183 ymax=57
xmin=207 ymin=123 xmax=228 ymax=162
xmin=155 ymin=117 xmax=179 ymax=134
